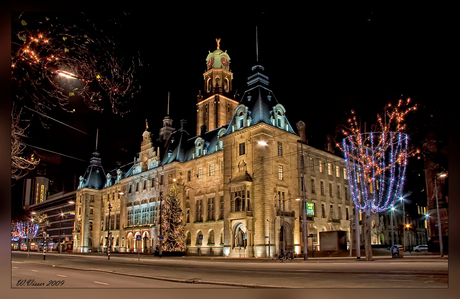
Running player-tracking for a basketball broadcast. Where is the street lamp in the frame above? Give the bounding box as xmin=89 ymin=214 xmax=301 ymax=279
xmin=58 ymin=211 xmax=64 ymax=253
xmin=399 ymin=197 xmax=406 ymax=251
xmin=390 ymin=206 xmax=395 ymax=247
xmin=266 ymin=218 xmax=275 ymax=258
xmin=433 ymin=173 xmax=446 ymax=257
xmin=405 ymin=223 xmax=411 ymax=252
xmin=107 ymin=203 xmax=112 ymax=260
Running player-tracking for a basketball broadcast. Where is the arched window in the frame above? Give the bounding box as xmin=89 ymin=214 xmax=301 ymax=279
xmin=196 ymin=231 xmax=203 ymax=245
xmin=208 ymin=230 xmax=215 ymax=245
xmin=195 ymin=137 xmax=204 ymax=158
xmin=206 ymin=78 xmax=211 ymax=93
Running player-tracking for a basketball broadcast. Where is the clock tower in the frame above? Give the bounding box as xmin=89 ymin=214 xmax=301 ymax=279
xmin=196 ymin=38 xmax=239 ymax=135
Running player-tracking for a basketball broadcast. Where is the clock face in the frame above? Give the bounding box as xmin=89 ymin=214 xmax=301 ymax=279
xmin=221 ymin=57 xmax=228 ymax=67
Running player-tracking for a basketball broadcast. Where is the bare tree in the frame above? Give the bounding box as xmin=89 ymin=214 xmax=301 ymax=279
xmin=11 ymin=105 xmax=40 ymax=180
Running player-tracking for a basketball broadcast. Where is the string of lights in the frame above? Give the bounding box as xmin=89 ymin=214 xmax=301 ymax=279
xmin=11 ymin=221 xmax=39 ymax=241
xmin=11 ymin=13 xmax=142 ymax=123
xmin=339 ymin=98 xmax=418 ymax=214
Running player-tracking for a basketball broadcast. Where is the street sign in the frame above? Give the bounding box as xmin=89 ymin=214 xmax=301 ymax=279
xmin=199 ymin=234 xmax=203 ymax=240
xmin=159 ymin=235 xmax=164 ymax=240
xmin=136 ymin=235 xmax=142 ymax=241
xmin=306 ymin=202 xmax=315 ymax=216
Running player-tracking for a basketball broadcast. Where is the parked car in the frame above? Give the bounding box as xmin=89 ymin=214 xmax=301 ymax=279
xmin=414 ymin=245 xmax=428 ymax=252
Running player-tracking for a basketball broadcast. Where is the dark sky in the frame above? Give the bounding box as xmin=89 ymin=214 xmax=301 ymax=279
xmin=10 ymin=5 xmax=446 ymax=217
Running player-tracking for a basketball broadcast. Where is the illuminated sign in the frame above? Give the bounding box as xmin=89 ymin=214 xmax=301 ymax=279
xmin=306 ymin=202 xmax=314 ymax=216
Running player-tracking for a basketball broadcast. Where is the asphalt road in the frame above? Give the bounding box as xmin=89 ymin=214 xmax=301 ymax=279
xmin=11 ymin=251 xmax=448 ymax=288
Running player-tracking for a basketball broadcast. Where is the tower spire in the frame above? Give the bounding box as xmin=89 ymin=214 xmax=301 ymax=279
xmin=167 ymin=91 xmax=170 ymax=115
xmin=95 ymin=128 xmax=99 ymax=151
xmin=256 ymin=26 xmax=259 ymax=62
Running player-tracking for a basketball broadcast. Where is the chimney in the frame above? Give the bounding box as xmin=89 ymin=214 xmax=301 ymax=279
xmin=200 ymin=125 xmax=207 ymax=136
xmin=296 ymin=121 xmax=307 ymax=144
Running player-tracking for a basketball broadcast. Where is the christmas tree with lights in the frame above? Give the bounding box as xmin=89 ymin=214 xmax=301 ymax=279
xmin=160 ymin=180 xmax=186 ymax=252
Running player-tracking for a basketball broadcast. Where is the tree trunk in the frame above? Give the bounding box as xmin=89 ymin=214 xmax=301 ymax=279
xmin=364 ymin=212 xmax=373 ymax=261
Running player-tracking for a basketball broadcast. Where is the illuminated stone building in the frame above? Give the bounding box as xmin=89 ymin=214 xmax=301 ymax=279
xmin=73 ymin=40 xmax=353 ymax=257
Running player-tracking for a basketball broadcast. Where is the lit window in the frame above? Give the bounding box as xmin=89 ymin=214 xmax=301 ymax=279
xmin=319 ymin=161 xmax=323 ymax=173
xmin=327 ymin=163 xmax=332 ymax=175
xmin=277 ymin=142 xmax=283 ymax=156
xmin=198 ymin=167 xmax=202 ymax=179
xmin=336 ymin=166 xmax=340 ymax=178
xmin=209 ymin=164 xmax=214 ymax=176
xmin=343 ymin=168 xmax=347 ymax=179
xmin=278 ymin=165 xmax=283 ymax=180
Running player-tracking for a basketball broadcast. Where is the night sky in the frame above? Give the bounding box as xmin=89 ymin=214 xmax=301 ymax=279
xmin=10 ymin=5 xmax=446 ymax=218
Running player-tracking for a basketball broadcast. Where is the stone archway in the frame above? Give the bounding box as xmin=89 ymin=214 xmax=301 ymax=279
xmin=232 ymin=222 xmax=246 ymax=248
xmin=279 ymin=222 xmax=294 ymax=254
xmin=126 ymin=232 xmax=133 ymax=253
xmin=142 ymin=231 xmax=150 ymax=253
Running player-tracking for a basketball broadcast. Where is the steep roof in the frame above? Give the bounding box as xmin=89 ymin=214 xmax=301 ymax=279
xmin=77 ymin=151 xmax=106 ymax=190
xmin=224 ymin=65 xmax=297 ymax=136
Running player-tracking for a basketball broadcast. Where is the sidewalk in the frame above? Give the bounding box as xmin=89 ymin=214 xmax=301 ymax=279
xmin=30 ymin=250 xmax=447 ymax=263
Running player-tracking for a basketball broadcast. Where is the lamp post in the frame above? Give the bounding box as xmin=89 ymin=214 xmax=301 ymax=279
xmin=406 ymin=223 xmax=411 ymax=253
xmin=390 ymin=206 xmax=395 ymax=247
xmin=433 ymin=173 xmax=446 ymax=257
xmin=58 ymin=211 xmax=63 ymax=253
xmin=266 ymin=219 xmax=274 ymax=258
xmin=107 ymin=203 xmax=112 ymax=260
xmin=400 ymin=197 xmax=406 ymax=251
xmin=299 ymin=141 xmax=308 ymax=260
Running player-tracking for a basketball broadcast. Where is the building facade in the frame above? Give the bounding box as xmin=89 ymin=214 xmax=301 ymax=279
xmin=73 ymin=41 xmax=353 ymax=257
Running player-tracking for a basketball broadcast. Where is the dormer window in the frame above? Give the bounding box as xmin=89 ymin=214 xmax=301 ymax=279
xmin=195 ymin=137 xmax=204 ymax=158
xmin=217 ymin=128 xmax=226 ymax=150
xmin=272 ymin=104 xmax=287 ymax=130
xmin=235 ymin=104 xmax=248 ymax=130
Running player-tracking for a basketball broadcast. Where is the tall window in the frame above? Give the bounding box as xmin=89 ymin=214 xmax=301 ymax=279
xmin=321 ymin=203 xmax=325 ymax=218
xmin=343 ymin=168 xmax=347 ymax=180
xmin=327 ymin=163 xmax=332 ymax=175
xmin=310 ymin=157 xmax=314 ymax=170
xmin=319 ymin=161 xmax=323 ymax=173
xmin=198 ymin=167 xmax=202 ymax=179
xmin=127 ymin=210 xmax=132 ymax=226
xmin=209 ymin=164 xmax=214 ymax=176
xmin=329 ymin=204 xmax=334 ymax=218
xmin=311 ymin=179 xmax=315 ymax=193
xmin=320 ymin=181 xmax=325 ymax=195
xmin=239 ymin=142 xmax=245 ymax=155
xmin=196 ymin=199 xmax=203 ymax=222
xmin=207 ymin=198 xmax=215 ymax=220
xmin=345 ymin=186 xmax=348 ymax=200
xmin=186 ymin=209 xmax=190 ymax=223
xmin=219 ymin=196 xmax=224 ymax=219
xmin=149 ymin=205 xmax=156 ymax=224
xmin=337 ymin=185 xmax=341 ymax=198
xmin=187 ymin=170 xmax=191 ymax=182
xmin=116 ymin=213 xmax=120 ymax=229
xmin=141 ymin=208 xmax=145 ymax=224
xmin=346 ymin=207 xmax=349 ymax=220
xmin=277 ymin=142 xmax=283 ymax=156
xmin=278 ymin=165 xmax=283 ymax=180
xmin=338 ymin=206 xmax=342 ymax=220
xmin=208 ymin=230 xmax=215 ymax=244
xmin=336 ymin=165 xmax=340 ymax=178
xmin=329 ymin=183 xmax=333 ymax=197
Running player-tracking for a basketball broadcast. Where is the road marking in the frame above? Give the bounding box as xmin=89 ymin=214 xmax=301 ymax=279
xmin=57 ymin=275 xmax=67 ymax=278
xmin=31 ymin=270 xmax=38 ymax=272
xmin=93 ymin=281 xmax=109 ymax=286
